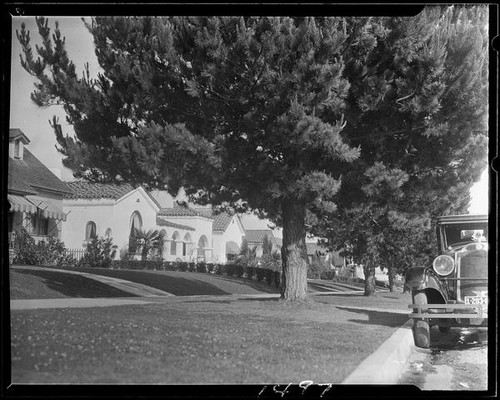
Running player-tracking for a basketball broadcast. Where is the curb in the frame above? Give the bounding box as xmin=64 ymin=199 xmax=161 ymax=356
xmin=342 ymin=318 xmax=415 ymax=384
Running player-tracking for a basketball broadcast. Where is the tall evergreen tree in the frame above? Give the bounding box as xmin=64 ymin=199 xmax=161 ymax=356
xmin=312 ymin=6 xmax=489 ymax=294
xmin=18 ymin=16 xmax=361 ymax=300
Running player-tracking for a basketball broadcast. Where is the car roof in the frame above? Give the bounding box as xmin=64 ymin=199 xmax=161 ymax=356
xmin=436 ymin=214 xmax=488 ymax=224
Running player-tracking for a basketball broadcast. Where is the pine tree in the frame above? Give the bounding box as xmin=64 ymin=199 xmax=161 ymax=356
xmin=312 ymin=6 xmax=489 ymax=294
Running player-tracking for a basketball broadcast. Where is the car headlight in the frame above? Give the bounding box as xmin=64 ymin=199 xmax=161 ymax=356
xmin=433 ymin=255 xmax=455 ymax=276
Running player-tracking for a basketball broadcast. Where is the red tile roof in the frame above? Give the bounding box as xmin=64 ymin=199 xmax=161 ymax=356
xmin=193 ymin=208 xmax=235 ymax=232
xmin=8 ymin=149 xmax=73 ymax=195
xmin=64 ymin=181 xmax=135 ymax=200
xmin=244 ymin=229 xmax=277 ymax=245
xmin=156 ymin=217 xmax=195 ymax=231
xmin=158 ymin=204 xmax=213 ymax=218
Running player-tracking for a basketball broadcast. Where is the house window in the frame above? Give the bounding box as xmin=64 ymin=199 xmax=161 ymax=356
xmin=14 ymin=140 xmax=20 ymax=158
xmin=30 ymin=213 xmax=49 ymax=236
xmin=85 ymin=221 xmax=97 ymax=240
xmin=182 ymin=242 xmax=187 ymax=256
xmin=8 ymin=212 xmax=14 ymax=233
xmin=171 ymin=231 xmax=179 ymax=256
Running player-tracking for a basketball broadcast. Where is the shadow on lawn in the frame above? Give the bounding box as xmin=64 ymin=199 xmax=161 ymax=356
xmin=336 ymin=306 xmax=409 ymax=328
xmin=13 ymin=269 xmax=135 ymax=298
xmin=72 ymin=267 xmax=233 ymax=296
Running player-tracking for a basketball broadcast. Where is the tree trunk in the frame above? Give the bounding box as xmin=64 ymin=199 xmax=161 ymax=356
xmin=280 ymin=199 xmax=308 ymax=301
xmin=363 ymin=262 xmax=376 ymax=296
xmin=388 ymin=266 xmax=396 ymax=292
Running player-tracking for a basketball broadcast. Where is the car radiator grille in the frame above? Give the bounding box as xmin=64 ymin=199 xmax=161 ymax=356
xmin=457 ymin=249 xmax=488 ymax=301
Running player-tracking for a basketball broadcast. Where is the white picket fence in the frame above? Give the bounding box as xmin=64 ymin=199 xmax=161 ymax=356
xmin=65 ymin=248 xmax=86 ymax=262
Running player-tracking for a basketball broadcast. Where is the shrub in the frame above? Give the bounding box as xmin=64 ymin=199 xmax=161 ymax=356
xmin=163 ymin=261 xmax=176 ymax=271
xmin=12 ymin=229 xmax=77 ymax=267
xmin=214 ymin=264 xmax=224 ymax=275
xmin=320 ymin=270 xmax=336 ymax=280
xmin=196 ymin=262 xmax=207 ymax=273
xmin=274 ymin=271 xmax=281 ymax=287
xmin=244 ymin=265 xmax=256 ymax=279
xmin=110 ymin=260 xmax=163 ymax=270
xmin=225 ymin=264 xmax=235 ymax=276
xmin=177 ymin=262 xmax=189 ymax=272
xmin=187 ymin=262 xmax=196 ymax=272
xmin=255 ymin=267 xmax=267 ymax=282
xmin=307 ymin=253 xmax=331 ymax=279
xmin=80 ymin=237 xmax=117 ymax=268
xmin=234 ymin=264 xmax=244 ymax=278
xmin=260 ymin=251 xmax=282 ymax=271
xmin=265 ymin=269 xmax=273 ymax=285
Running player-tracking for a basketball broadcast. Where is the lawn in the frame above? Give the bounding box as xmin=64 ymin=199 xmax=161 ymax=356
xmin=10 ymin=296 xmax=409 ymax=384
xmin=51 ymin=266 xmax=282 ymax=296
xmin=10 ymin=269 xmax=135 ymax=299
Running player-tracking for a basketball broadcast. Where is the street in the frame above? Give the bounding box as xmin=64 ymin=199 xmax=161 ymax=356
xmin=399 ymin=326 xmax=488 ymax=390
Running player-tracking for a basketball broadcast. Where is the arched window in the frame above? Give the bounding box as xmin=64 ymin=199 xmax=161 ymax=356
xmin=105 ymin=228 xmax=112 ymax=239
xmin=171 ymin=231 xmax=180 ymax=256
xmin=128 ymin=211 xmax=142 ymax=253
xmin=129 ymin=211 xmax=142 ymax=236
xmin=85 ymin=221 xmax=97 ymax=240
xmin=197 ymin=235 xmax=208 ymax=261
xmin=183 ymin=233 xmax=192 ymax=256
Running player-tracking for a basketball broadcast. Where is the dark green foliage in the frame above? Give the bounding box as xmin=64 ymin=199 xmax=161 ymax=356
xmin=111 ymin=260 xmax=163 ymax=270
xmin=262 ymin=235 xmax=273 ymax=256
xmin=12 ymin=229 xmax=77 ymax=267
xmin=255 ymin=267 xmax=266 ymax=282
xmin=17 ymin=9 xmax=489 ymax=298
xmin=81 ymin=237 xmax=117 ymax=268
xmin=243 ymin=265 xmax=256 ymax=279
xmin=307 ymin=252 xmax=331 ymax=279
xmin=17 ymin=16 xmax=364 ymax=300
xmin=311 ymin=6 xmax=489 ymax=294
xmin=196 ymin=262 xmax=207 ymax=273
xmin=259 ymin=251 xmax=282 ymax=271
xmin=133 ymin=228 xmax=166 ymax=261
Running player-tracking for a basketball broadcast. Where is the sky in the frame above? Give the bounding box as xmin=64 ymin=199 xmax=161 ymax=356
xmin=9 ymin=16 xmax=490 ymax=216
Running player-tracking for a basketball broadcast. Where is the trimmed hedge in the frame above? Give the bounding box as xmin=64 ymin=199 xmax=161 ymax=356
xmin=111 ymin=260 xmax=163 ymax=270
xmin=104 ymin=259 xmax=338 ymax=291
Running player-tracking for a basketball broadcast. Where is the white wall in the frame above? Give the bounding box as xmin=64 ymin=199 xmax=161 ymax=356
xmin=62 ymin=188 xmax=159 ymax=252
xmin=212 ymin=216 xmax=245 ymax=263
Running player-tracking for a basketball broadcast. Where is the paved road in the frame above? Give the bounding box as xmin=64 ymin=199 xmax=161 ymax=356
xmin=399 ymin=326 xmax=488 ymax=390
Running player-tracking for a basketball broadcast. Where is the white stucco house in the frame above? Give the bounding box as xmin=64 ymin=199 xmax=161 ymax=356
xmin=61 ymin=182 xmax=245 ymax=263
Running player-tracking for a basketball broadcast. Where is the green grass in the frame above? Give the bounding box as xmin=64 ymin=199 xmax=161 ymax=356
xmin=10 ymin=269 xmax=135 ymax=299
xmin=10 ymin=296 xmax=409 ymax=384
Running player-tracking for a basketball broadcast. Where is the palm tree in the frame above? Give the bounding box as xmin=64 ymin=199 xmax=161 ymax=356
xmin=134 ymin=228 xmax=166 ymax=261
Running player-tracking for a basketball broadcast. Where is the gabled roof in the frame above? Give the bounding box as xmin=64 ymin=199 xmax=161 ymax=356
xmin=193 ymin=208 xmax=236 ymax=232
xmin=9 ymin=128 xmax=30 ymax=144
xmin=156 ymin=217 xmax=195 ymax=231
xmin=7 ymin=174 xmax=38 ymax=195
xmin=244 ymin=229 xmax=276 ymax=245
xmin=158 ymin=203 xmax=211 ymax=218
xmin=8 ymin=149 xmax=73 ymax=195
xmin=64 ymin=181 xmax=135 ymax=200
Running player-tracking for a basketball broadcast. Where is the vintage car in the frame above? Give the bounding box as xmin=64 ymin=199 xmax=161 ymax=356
xmin=405 ymin=214 xmax=488 ymax=348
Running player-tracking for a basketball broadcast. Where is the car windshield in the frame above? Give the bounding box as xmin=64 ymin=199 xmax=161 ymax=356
xmin=442 ymin=223 xmax=488 ymax=249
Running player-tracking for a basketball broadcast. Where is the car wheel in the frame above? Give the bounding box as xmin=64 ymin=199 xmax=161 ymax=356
xmin=412 ymin=291 xmax=430 ymax=348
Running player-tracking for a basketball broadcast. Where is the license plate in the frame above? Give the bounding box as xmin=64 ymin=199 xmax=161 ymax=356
xmin=464 ymin=296 xmax=488 ymax=305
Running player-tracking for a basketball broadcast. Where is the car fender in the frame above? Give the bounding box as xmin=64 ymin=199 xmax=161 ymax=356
xmin=405 ymin=267 xmax=444 ymax=293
